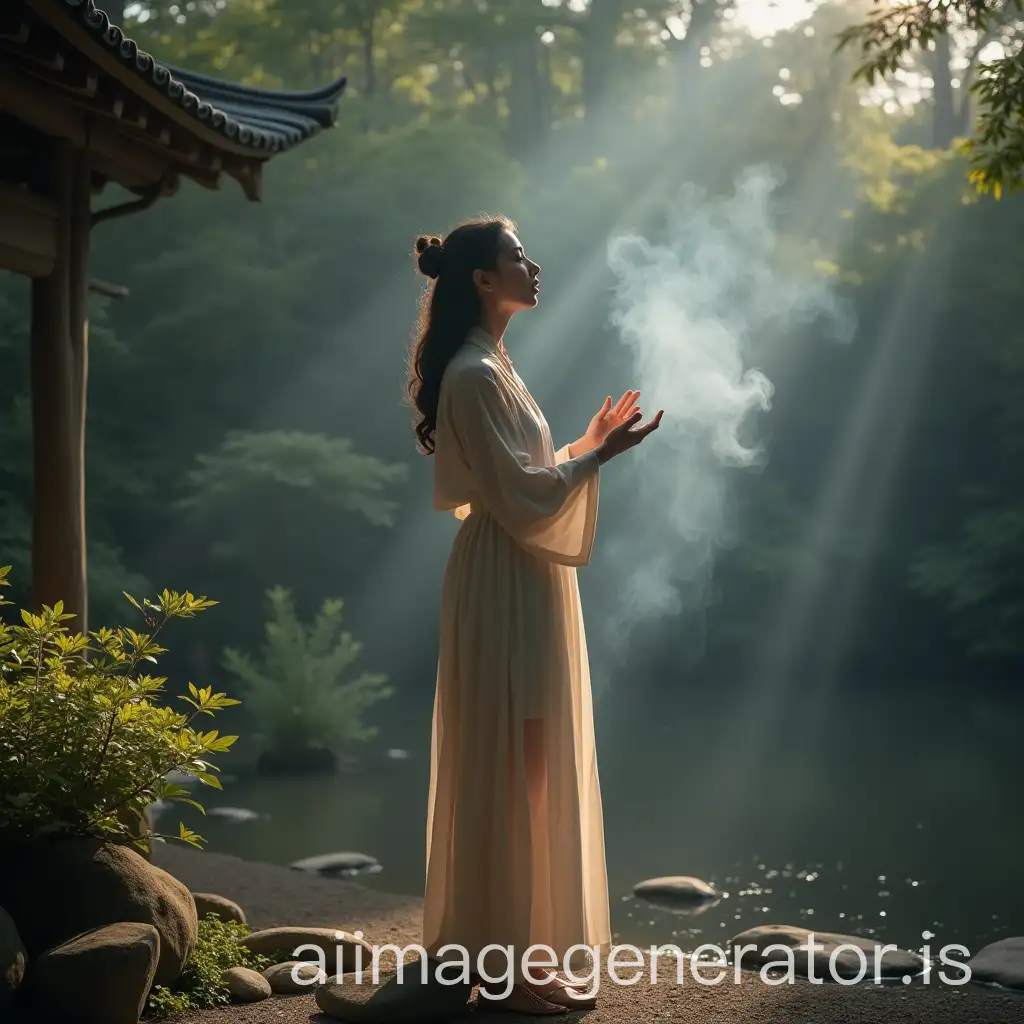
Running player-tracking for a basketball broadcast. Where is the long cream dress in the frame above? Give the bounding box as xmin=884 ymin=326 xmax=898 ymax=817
xmin=423 ymin=326 xmax=611 ymax=975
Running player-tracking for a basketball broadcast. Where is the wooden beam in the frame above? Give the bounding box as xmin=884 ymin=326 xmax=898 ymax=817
xmin=0 ymin=182 xmax=58 ymax=277
xmin=0 ymin=64 xmax=177 ymax=191
xmin=30 ymin=138 xmax=89 ymax=632
xmin=0 ymin=9 xmax=30 ymax=45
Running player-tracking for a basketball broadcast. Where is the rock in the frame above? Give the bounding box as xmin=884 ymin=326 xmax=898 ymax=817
xmin=240 ymin=927 xmax=372 ymax=974
xmin=0 ymin=836 xmax=197 ymax=987
xmin=19 ymin=922 xmax=159 ymax=1024
xmin=263 ymin=959 xmax=327 ymax=993
xmin=193 ymin=893 xmax=247 ymax=925
xmin=315 ymin=961 xmax=474 ymax=1023
xmin=165 ymin=769 xmax=200 ymax=788
xmin=730 ymin=924 xmax=923 ymax=980
xmin=222 ymin=965 xmax=272 ymax=1002
xmin=967 ymin=937 xmax=1024 ymax=990
xmin=1 ymin=904 xmax=27 ymax=1009
xmin=115 ymin=805 xmax=154 ymax=862
xmin=207 ymin=806 xmax=261 ymax=822
xmin=633 ymin=876 xmax=718 ymax=914
xmin=290 ymin=851 xmax=380 ymax=876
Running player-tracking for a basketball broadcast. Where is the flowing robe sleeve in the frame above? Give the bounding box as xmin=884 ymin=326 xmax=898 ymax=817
xmin=444 ymin=365 xmax=600 ymax=567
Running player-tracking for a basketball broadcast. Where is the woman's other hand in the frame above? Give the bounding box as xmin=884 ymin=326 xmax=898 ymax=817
xmin=595 ymin=408 xmax=664 ymax=463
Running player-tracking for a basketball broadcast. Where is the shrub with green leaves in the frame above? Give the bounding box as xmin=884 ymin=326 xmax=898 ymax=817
xmin=222 ymin=585 xmax=393 ymax=759
xmin=0 ymin=565 xmax=239 ymax=851
xmin=145 ymin=914 xmax=277 ymax=1018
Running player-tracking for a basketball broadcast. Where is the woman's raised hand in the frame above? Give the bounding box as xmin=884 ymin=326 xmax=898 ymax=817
xmin=595 ymin=406 xmax=664 ymax=464
xmin=583 ymin=390 xmax=641 ymax=449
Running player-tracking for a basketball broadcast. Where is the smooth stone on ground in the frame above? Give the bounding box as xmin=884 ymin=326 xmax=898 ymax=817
xmin=730 ymin=924 xmax=923 ymax=980
xmin=634 ymin=876 xmax=718 ymax=903
xmin=262 ymin=959 xmax=327 ymax=993
xmin=968 ymin=937 xmax=1024 ymax=990
xmin=206 ymin=807 xmax=261 ymax=822
xmin=1 ymin=904 xmax=27 ymax=1008
xmin=315 ymin=962 xmax=474 ymax=1023
xmin=18 ymin=922 xmax=159 ymax=1024
xmin=0 ymin=837 xmax=197 ymax=987
xmin=192 ymin=892 xmax=247 ymax=925
xmin=222 ymin=965 xmax=272 ymax=1002
xmin=290 ymin=852 xmax=380 ymax=875
xmin=240 ymin=926 xmax=373 ymax=972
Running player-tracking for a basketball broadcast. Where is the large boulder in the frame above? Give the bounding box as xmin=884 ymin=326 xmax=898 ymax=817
xmin=0 ymin=837 xmax=196 ymax=986
xmin=730 ymin=924 xmax=923 ymax=981
xmin=192 ymin=892 xmax=246 ymax=925
xmin=1 ymin=904 xmax=27 ymax=1009
xmin=18 ymin=922 xmax=159 ymax=1024
xmin=967 ymin=937 xmax=1024 ymax=990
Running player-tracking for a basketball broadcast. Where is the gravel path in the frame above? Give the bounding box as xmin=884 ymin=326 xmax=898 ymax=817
xmin=153 ymin=844 xmax=1024 ymax=1024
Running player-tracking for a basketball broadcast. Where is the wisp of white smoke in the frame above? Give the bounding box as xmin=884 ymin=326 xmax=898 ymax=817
xmin=598 ymin=165 xmax=853 ymax=650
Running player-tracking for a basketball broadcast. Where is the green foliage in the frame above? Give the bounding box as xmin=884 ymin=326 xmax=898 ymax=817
xmin=837 ymin=0 xmax=1024 ymax=192
xmin=0 ymin=568 xmax=238 ymax=851
xmin=178 ymin=430 xmax=408 ymax=555
xmin=145 ymin=914 xmax=277 ymax=1019
xmin=222 ymin=586 xmax=393 ymax=756
xmin=912 ymin=503 xmax=1024 ymax=656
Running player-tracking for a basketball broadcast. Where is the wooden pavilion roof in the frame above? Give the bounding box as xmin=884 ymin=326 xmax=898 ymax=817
xmin=0 ymin=0 xmax=348 ymax=200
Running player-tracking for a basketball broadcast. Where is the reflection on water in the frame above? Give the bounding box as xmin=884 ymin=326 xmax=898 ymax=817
xmin=166 ymin=685 xmax=1024 ymax=958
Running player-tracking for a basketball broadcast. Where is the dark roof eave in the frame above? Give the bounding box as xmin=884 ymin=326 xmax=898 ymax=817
xmin=40 ymin=0 xmax=347 ymax=157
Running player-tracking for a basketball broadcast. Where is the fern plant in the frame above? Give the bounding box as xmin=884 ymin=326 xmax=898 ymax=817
xmin=221 ymin=586 xmax=393 ymax=761
xmin=0 ymin=566 xmax=239 ymax=851
xmin=146 ymin=915 xmax=277 ymax=1018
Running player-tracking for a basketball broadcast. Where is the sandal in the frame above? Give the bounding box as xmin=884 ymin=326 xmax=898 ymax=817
xmin=536 ymin=980 xmax=598 ymax=1010
xmin=477 ymin=981 xmax=567 ymax=1015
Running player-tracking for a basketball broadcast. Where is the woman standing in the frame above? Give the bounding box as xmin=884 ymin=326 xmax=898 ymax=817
xmin=405 ymin=215 xmax=662 ymax=1014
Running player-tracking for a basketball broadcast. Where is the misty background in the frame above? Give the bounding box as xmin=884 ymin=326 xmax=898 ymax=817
xmin=1 ymin=0 xmax=1022 ymax=958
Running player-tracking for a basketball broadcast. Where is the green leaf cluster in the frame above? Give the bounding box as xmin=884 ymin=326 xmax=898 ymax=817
xmin=222 ymin=586 xmax=393 ymax=756
xmin=145 ymin=914 xmax=277 ymax=1019
xmin=837 ymin=0 xmax=1024 ymax=192
xmin=0 ymin=567 xmax=238 ymax=852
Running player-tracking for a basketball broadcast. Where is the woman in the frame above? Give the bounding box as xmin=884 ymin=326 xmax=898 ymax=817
xmin=405 ymin=215 xmax=662 ymax=1015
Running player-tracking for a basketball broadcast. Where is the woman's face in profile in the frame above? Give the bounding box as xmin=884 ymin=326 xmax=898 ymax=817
xmin=486 ymin=230 xmax=541 ymax=311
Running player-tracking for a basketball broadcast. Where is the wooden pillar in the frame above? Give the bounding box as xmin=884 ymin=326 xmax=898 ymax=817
xmin=31 ymin=138 xmax=90 ymax=632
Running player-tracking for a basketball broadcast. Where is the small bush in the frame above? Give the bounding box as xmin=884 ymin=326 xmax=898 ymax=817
xmin=0 ymin=566 xmax=239 ymax=852
xmin=145 ymin=914 xmax=277 ymax=1018
xmin=222 ymin=585 xmax=393 ymax=760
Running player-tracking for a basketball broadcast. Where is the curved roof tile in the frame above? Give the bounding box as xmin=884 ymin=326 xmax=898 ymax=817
xmin=58 ymin=0 xmax=347 ymax=154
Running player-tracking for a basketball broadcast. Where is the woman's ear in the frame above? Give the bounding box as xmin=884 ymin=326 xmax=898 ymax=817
xmin=472 ymin=268 xmax=493 ymax=293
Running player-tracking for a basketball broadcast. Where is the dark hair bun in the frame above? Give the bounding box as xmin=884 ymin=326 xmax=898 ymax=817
xmin=415 ymin=234 xmax=444 ymax=279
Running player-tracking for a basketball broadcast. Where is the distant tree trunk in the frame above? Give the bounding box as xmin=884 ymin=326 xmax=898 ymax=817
xmin=580 ymin=6 xmax=619 ymax=119
xmin=537 ymin=36 xmax=553 ymax=144
xmin=506 ymin=28 xmax=543 ymax=156
xmin=929 ymin=32 xmax=957 ymax=148
xmin=670 ymin=0 xmax=729 ymax=77
xmin=360 ymin=8 xmax=377 ymax=133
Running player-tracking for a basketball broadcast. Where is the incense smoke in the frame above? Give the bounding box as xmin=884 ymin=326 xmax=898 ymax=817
xmin=597 ymin=165 xmax=853 ymax=653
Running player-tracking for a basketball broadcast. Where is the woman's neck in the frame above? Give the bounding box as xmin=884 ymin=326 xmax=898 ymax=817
xmin=477 ymin=308 xmax=512 ymax=346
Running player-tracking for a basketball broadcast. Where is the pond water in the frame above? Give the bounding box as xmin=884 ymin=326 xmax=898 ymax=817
xmin=163 ymin=683 xmax=1023 ymax=962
